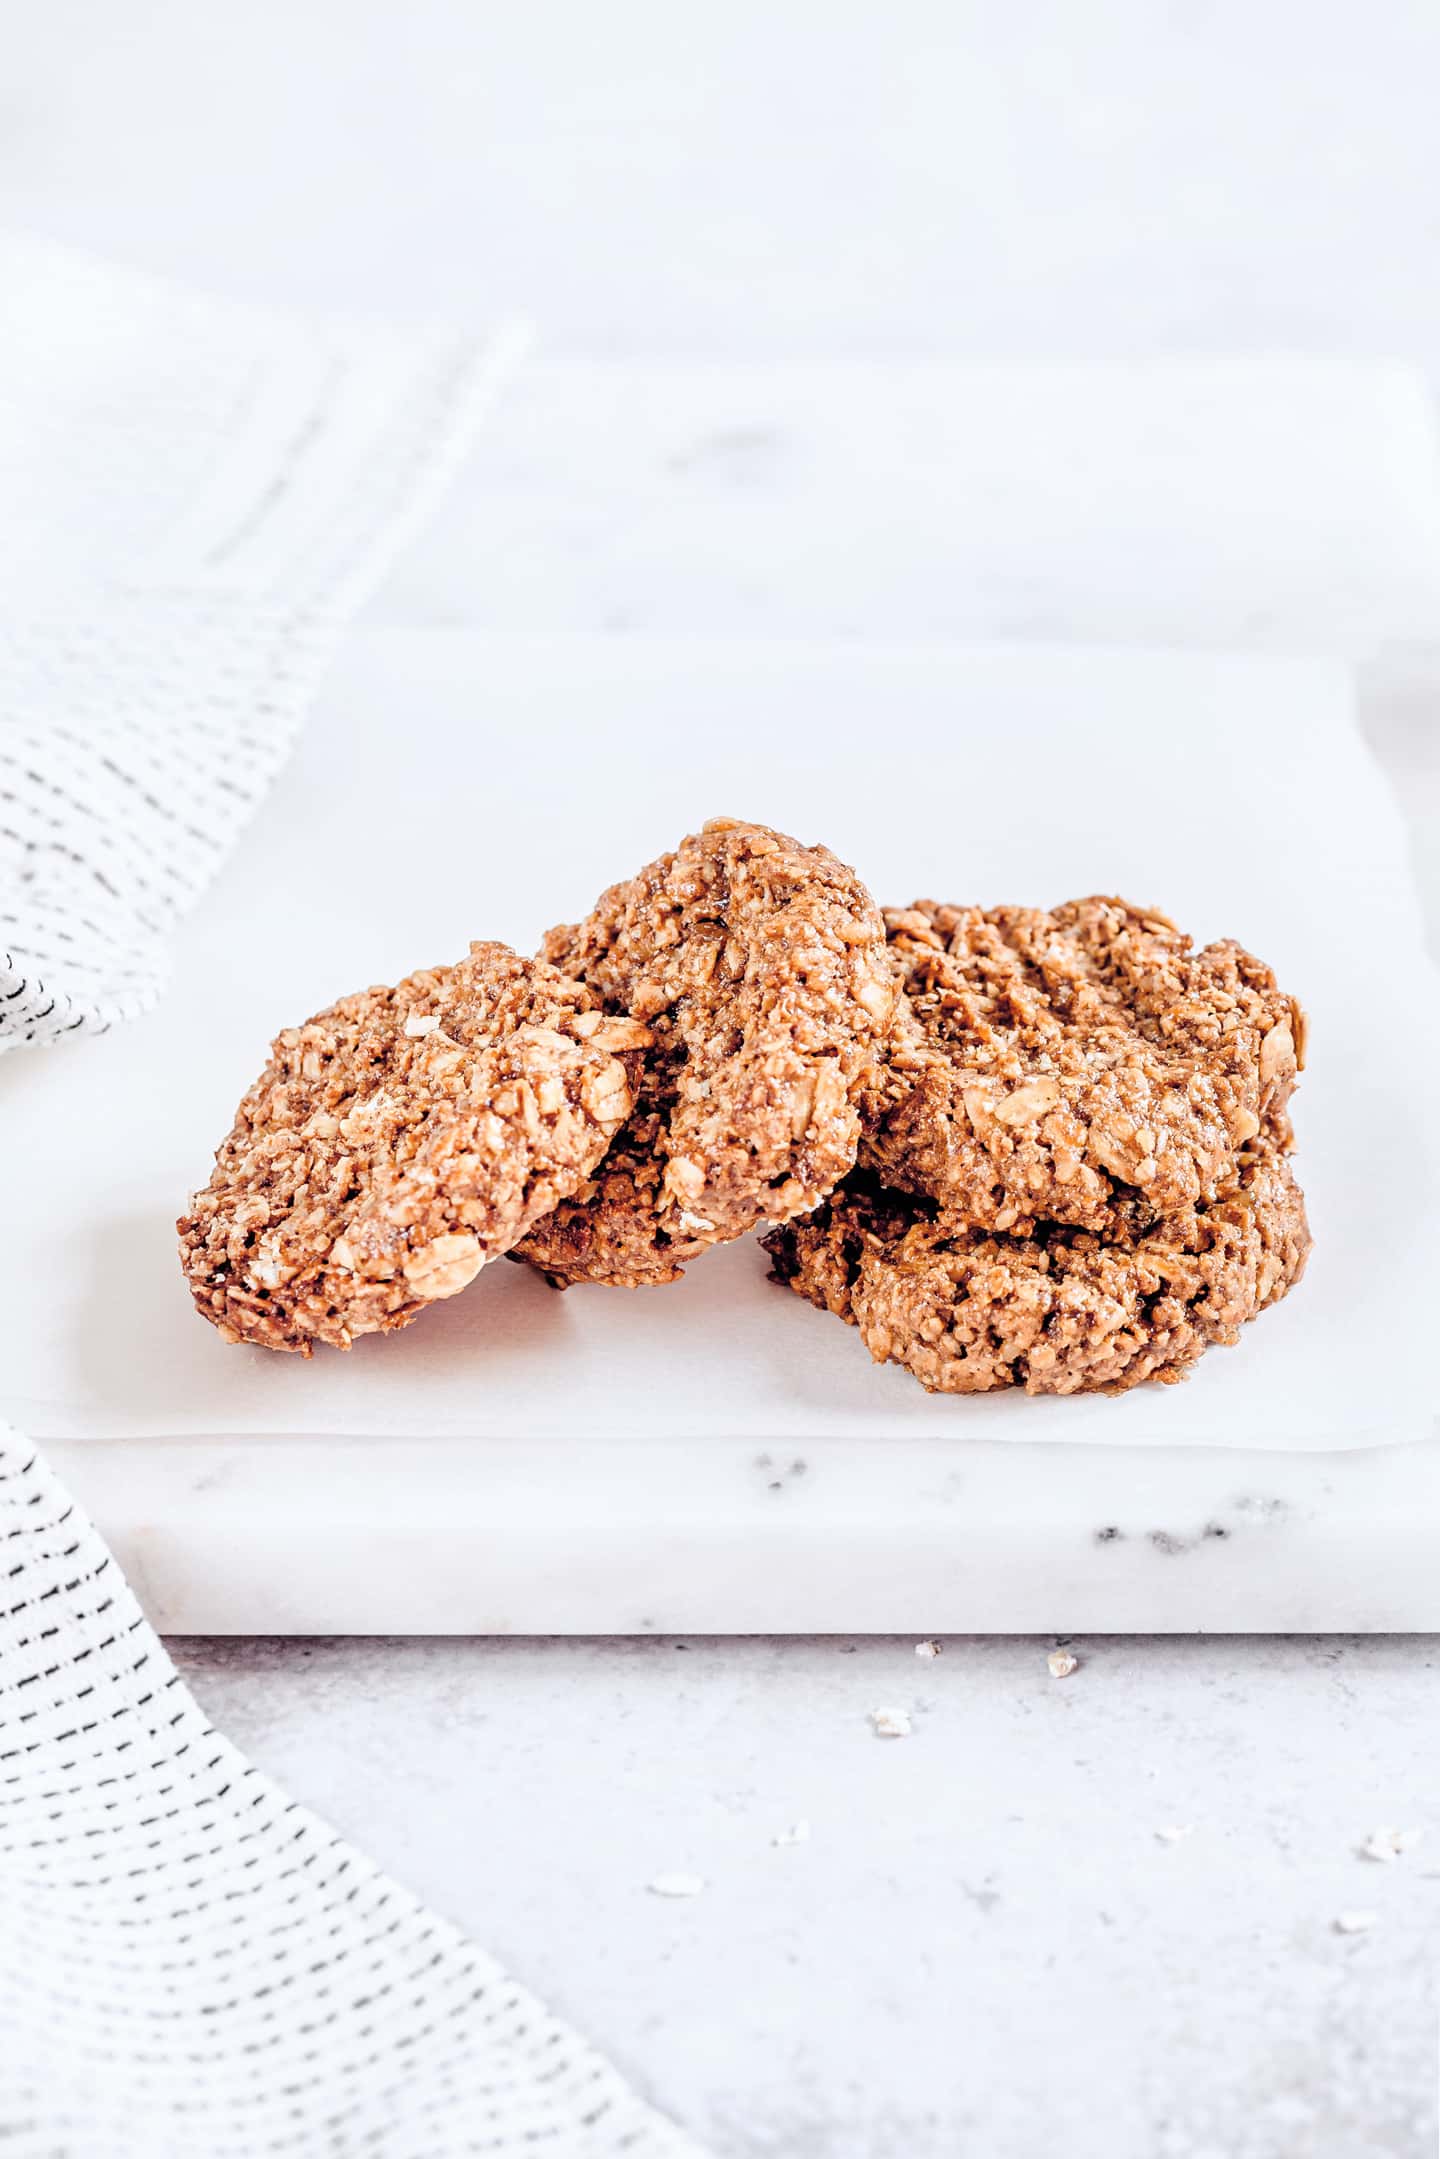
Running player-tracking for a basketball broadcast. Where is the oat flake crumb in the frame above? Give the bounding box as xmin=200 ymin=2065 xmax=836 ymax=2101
xmin=772 ymin=1820 xmax=811 ymax=1847
xmin=1334 ymin=1909 xmax=1379 ymax=1935
xmin=1047 ymin=1650 xmax=1080 ymax=1679
xmin=403 ymin=1012 xmax=443 ymax=1037
xmin=648 ymin=1872 xmax=706 ymax=1899
xmin=870 ymin=1705 xmax=913 ymax=1739
xmin=1359 ymin=1826 xmax=1424 ymax=1863
xmin=914 ymin=1639 xmax=942 ymax=1660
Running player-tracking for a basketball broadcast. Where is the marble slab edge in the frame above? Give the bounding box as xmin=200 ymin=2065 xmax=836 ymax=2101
xmin=48 ymin=1434 xmax=1440 ymax=1635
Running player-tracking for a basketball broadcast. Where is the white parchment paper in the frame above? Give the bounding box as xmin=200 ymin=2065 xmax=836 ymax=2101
xmin=4 ymin=634 xmax=1434 ymax=1451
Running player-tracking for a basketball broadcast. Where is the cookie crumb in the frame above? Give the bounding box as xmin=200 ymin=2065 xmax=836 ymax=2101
xmin=648 ymin=1872 xmax=706 ymax=1898
xmin=1359 ymin=1826 xmax=1424 ymax=1863
xmin=870 ymin=1705 xmax=913 ymax=1738
xmin=914 ymin=1639 xmax=942 ymax=1660
xmin=403 ymin=1012 xmax=443 ymax=1038
xmin=1333 ymin=1909 xmax=1378 ymax=1935
xmin=1154 ymin=1824 xmax=1195 ymax=1844
xmin=1047 ymin=1650 xmax=1080 ymax=1680
xmin=772 ymin=1820 xmax=811 ymax=1847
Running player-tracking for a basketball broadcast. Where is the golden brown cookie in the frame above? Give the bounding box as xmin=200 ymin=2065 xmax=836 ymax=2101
xmin=179 ymin=942 xmax=645 ymax=1352
xmin=763 ymin=1148 xmax=1310 ymax=1397
xmin=516 ymin=817 xmax=900 ymax=1287
xmin=865 ymin=898 xmax=1305 ymax=1239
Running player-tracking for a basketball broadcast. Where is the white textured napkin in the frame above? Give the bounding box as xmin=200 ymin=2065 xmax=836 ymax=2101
xmin=0 ymin=1419 xmax=695 ymax=2157
xmin=0 ymin=231 xmax=529 ymax=1047
xmin=0 ymin=239 xmax=698 ymax=2156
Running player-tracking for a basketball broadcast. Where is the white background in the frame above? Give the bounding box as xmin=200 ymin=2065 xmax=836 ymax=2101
xmin=8 ymin=0 xmax=1440 ymax=370
xmin=5 ymin=7 xmax=1440 ymax=2155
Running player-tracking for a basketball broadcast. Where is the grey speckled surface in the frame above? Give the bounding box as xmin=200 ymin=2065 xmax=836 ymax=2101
xmin=172 ymin=1633 xmax=1440 ymax=2159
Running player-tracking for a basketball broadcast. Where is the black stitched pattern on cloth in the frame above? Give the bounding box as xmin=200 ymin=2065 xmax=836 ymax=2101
xmin=0 ymin=1423 xmax=699 ymax=2157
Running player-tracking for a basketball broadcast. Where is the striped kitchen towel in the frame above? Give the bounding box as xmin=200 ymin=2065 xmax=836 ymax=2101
xmin=0 ymin=1423 xmax=697 ymax=2157
xmin=0 ymin=231 xmax=528 ymax=1050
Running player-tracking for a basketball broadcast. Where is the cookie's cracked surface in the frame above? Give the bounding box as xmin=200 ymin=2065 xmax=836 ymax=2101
xmin=516 ymin=817 xmax=900 ymax=1287
xmin=763 ymin=1148 xmax=1310 ymax=1396
xmin=865 ymin=898 xmax=1305 ymax=1239
xmin=179 ymin=942 xmax=644 ymax=1352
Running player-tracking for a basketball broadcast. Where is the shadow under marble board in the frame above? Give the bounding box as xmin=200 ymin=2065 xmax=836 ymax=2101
xmin=9 ymin=634 xmax=1439 ymax=1630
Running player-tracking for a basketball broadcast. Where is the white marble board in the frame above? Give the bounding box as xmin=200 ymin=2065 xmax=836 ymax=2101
xmin=8 ymin=632 xmax=1438 ymax=1631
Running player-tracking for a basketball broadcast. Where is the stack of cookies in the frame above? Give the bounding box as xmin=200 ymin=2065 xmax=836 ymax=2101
xmin=181 ymin=817 xmax=1309 ymax=1395
xmin=766 ymin=896 xmax=1309 ymax=1395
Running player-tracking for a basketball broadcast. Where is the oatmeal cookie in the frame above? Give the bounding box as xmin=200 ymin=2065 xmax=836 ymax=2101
xmin=179 ymin=942 xmax=646 ymax=1352
xmin=763 ymin=1148 xmax=1310 ymax=1396
xmin=865 ymin=898 xmax=1305 ymax=1238
xmin=516 ymin=817 xmax=900 ymax=1287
